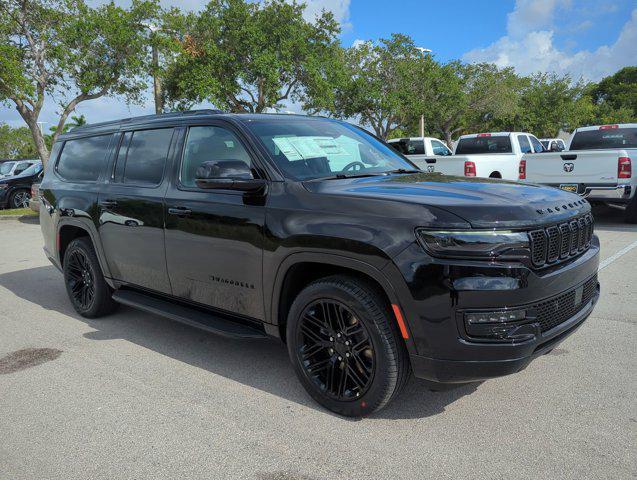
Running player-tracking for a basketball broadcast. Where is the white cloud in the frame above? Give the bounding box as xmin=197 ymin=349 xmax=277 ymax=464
xmin=300 ymin=0 xmax=351 ymax=28
xmin=463 ymin=1 xmax=637 ymax=81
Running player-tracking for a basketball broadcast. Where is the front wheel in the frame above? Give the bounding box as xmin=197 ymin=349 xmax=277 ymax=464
xmin=286 ymin=276 xmax=410 ymax=417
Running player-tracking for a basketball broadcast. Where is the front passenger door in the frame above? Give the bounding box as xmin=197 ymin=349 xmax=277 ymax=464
xmin=164 ymin=124 xmax=266 ymax=320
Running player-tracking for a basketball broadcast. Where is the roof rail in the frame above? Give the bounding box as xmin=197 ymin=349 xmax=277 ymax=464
xmin=69 ymin=109 xmax=226 ymax=132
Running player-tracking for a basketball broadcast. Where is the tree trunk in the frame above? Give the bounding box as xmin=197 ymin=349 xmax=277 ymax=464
xmin=22 ymin=114 xmax=49 ymax=166
xmin=443 ymin=130 xmax=453 ymax=149
xmin=152 ymin=45 xmax=163 ymax=114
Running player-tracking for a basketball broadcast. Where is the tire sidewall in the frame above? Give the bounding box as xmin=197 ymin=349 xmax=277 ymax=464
xmin=63 ymin=238 xmax=106 ymax=317
xmin=286 ymin=280 xmax=399 ymax=416
xmin=10 ymin=189 xmax=30 ymax=209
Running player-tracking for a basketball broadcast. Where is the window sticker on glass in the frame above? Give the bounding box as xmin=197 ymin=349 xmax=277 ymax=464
xmin=273 ymin=136 xmax=347 ymax=161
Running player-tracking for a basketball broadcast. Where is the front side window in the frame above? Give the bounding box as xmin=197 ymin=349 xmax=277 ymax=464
xmin=529 ymin=135 xmax=545 ymax=153
xmin=180 ymin=126 xmax=253 ymax=188
xmin=114 ymin=129 xmax=172 ymax=186
xmin=456 ymin=136 xmax=513 ymax=154
xmin=244 ymin=118 xmax=415 ymax=180
xmin=431 ymin=140 xmax=451 ymax=156
xmin=0 ymin=162 xmax=15 ymax=175
xmin=57 ymin=134 xmax=112 ymax=182
xmin=518 ymin=135 xmax=532 ymax=154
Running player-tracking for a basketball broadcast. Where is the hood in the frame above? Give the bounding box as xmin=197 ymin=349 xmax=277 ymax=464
xmin=303 ymin=172 xmax=591 ymax=228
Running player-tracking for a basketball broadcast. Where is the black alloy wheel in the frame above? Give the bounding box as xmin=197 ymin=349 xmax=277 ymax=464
xmin=297 ymin=299 xmax=375 ymax=401
xmin=63 ymin=237 xmax=118 ymax=318
xmin=287 ymin=276 xmax=410 ymax=417
xmin=65 ymin=248 xmax=96 ymax=311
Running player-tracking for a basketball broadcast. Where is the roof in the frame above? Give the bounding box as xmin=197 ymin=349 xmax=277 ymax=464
xmin=61 ymin=109 xmax=329 ymax=140
xmin=574 ymin=123 xmax=637 ymax=132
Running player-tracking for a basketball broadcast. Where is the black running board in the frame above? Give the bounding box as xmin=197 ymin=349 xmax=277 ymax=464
xmin=112 ymin=290 xmax=267 ymax=339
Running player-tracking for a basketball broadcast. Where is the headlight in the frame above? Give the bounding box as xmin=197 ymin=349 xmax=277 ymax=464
xmin=416 ymin=229 xmax=530 ymax=260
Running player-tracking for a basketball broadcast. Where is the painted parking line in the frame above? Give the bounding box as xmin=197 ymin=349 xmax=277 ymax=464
xmin=599 ymin=239 xmax=637 ymax=271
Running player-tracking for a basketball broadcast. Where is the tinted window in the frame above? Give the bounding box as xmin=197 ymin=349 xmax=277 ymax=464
xmin=115 ymin=129 xmax=172 ymax=186
xmin=541 ymin=140 xmax=549 ymax=149
xmin=180 ymin=126 xmax=252 ymax=187
xmin=0 ymin=162 xmax=15 ymax=175
xmin=570 ymin=128 xmax=637 ymax=150
xmin=518 ymin=135 xmax=532 ymax=153
xmin=431 ymin=140 xmax=451 ymax=156
xmin=529 ymin=135 xmax=545 ymax=153
xmin=456 ymin=136 xmax=513 ymax=154
xmin=387 ymin=139 xmax=424 ymax=155
xmin=245 ymin=118 xmax=414 ymax=181
xmin=57 ymin=135 xmax=111 ymax=182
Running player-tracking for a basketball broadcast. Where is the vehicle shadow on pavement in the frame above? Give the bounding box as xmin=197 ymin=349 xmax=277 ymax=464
xmin=0 ymin=265 xmax=479 ymax=420
xmin=591 ymin=204 xmax=637 ymax=232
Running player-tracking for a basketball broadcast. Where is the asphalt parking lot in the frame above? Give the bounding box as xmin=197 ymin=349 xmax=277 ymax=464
xmin=0 ymin=207 xmax=635 ymax=480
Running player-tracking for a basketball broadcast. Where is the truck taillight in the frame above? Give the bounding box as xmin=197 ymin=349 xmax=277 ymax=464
xmin=600 ymin=125 xmax=619 ymax=130
xmin=464 ymin=161 xmax=476 ymax=177
xmin=618 ymin=157 xmax=631 ymax=179
xmin=519 ymin=160 xmax=526 ymax=180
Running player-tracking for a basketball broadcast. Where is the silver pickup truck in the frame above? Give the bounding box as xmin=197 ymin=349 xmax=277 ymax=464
xmin=522 ymin=123 xmax=637 ymax=223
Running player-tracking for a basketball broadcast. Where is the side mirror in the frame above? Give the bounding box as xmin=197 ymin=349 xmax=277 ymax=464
xmin=195 ymin=160 xmax=266 ymax=192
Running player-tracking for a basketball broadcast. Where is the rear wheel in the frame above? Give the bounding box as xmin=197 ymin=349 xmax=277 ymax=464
xmin=286 ymin=275 xmax=410 ymax=416
xmin=625 ymin=196 xmax=637 ymax=224
xmin=9 ymin=189 xmax=30 ymax=209
xmin=63 ymin=237 xmax=118 ymax=318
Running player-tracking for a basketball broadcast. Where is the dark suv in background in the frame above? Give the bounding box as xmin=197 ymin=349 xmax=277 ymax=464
xmin=39 ymin=110 xmax=600 ymax=416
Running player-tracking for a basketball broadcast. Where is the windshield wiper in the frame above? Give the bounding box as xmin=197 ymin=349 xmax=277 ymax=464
xmin=313 ymin=172 xmax=387 ymax=181
xmin=383 ymin=169 xmax=421 ymax=175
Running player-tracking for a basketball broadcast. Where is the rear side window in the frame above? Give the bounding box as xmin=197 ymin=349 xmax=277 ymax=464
xmin=570 ymin=128 xmax=637 ymax=150
xmin=387 ymin=140 xmax=423 ymax=155
xmin=114 ymin=129 xmax=172 ymax=186
xmin=456 ymin=136 xmax=513 ymax=154
xmin=57 ymin=134 xmax=112 ymax=182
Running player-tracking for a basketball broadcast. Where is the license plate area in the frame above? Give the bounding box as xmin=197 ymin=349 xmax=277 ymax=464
xmin=559 ymin=183 xmax=578 ymax=193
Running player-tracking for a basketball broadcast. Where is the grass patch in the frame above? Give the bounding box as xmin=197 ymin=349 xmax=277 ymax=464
xmin=0 ymin=208 xmax=37 ymax=216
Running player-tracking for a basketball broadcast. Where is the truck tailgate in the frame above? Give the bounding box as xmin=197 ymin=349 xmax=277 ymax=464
xmin=407 ymin=155 xmax=465 ymax=176
xmin=523 ymin=149 xmax=632 ymax=189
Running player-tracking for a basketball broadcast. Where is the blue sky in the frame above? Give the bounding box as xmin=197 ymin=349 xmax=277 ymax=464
xmin=1 ymin=0 xmax=636 ymax=128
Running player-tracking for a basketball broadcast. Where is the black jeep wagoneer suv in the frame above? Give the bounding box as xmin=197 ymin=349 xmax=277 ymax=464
xmin=40 ymin=110 xmax=600 ymax=416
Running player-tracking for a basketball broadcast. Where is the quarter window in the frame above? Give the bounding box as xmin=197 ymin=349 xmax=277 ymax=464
xmin=114 ymin=129 xmax=172 ymax=186
xmin=57 ymin=134 xmax=112 ymax=182
xmin=180 ymin=126 xmax=252 ymax=188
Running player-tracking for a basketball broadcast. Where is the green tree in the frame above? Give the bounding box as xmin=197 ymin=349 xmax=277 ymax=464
xmin=164 ymin=0 xmax=341 ymax=113
xmin=413 ymin=62 xmax=521 ymax=146
xmin=0 ymin=0 xmax=160 ymax=165
xmin=590 ymin=67 xmax=637 ymax=119
xmin=314 ymin=34 xmax=428 ymax=140
xmin=0 ymin=123 xmax=42 ymax=158
xmin=48 ymin=114 xmax=87 ymax=135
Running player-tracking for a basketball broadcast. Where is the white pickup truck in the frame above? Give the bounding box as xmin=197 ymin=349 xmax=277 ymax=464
xmin=522 ymin=123 xmax=637 ymax=223
xmin=451 ymin=132 xmax=546 ymax=180
xmin=387 ymin=137 xmax=465 ymax=175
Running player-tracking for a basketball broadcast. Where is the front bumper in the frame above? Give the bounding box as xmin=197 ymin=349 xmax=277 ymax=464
xmin=384 ymin=235 xmax=600 ymax=383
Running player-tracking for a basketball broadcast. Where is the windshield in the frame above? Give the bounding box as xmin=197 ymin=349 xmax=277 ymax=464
xmin=19 ymin=163 xmax=42 ymax=176
xmin=0 ymin=162 xmax=16 ymax=174
xmin=455 ymin=136 xmax=513 ymax=154
xmin=244 ymin=118 xmax=416 ymax=180
xmin=540 ymin=140 xmax=550 ymax=149
xmin=570 ymin=128 xmax=637 ymax=150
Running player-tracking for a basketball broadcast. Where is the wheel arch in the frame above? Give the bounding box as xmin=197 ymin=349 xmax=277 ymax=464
xmin=270 ymin=253 xmax=411 ymax=348
xmin=57 ymin=219 xmax=113 ymax=282
xmin=489 ymin=171 xmax=502 ymax=178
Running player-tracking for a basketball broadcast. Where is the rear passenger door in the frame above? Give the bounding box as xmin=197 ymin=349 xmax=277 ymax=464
xmin=97 ymin=128 xmax=176 ymax=294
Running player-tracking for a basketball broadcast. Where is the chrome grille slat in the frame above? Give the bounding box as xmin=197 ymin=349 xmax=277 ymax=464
xmin=530 ymin=213 xmax=594 ymax=268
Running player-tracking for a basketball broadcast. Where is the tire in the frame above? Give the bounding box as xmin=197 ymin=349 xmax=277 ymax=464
xmin=63 ymin=237 xmax=118 ymax=318
xmin=286 ymin=275 xmax=410 ymax=417
xmin=625 ymin=195 xmax=637 ymax=224
xmin=9 ymin=189 xmax=30 ymax=209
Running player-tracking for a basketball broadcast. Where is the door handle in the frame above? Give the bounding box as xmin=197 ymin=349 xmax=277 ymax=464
xmin=99 ymin=200 xmax=118 ymax=208
xmin=168 ymin=207 xmax=192 ymax=216
xmin=425 ymin=158 xmax=437 ymax=164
